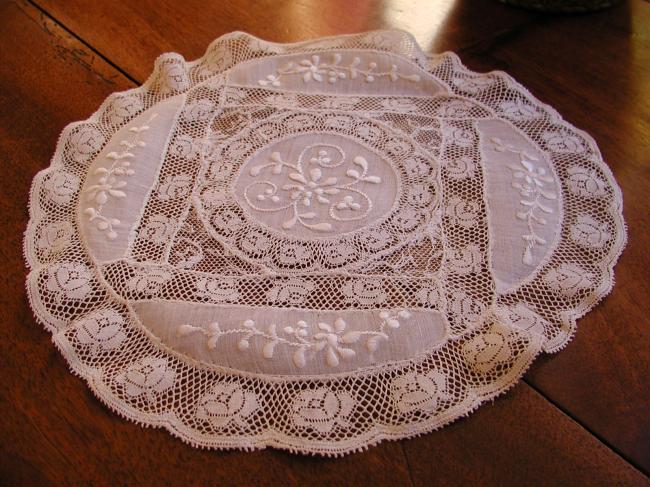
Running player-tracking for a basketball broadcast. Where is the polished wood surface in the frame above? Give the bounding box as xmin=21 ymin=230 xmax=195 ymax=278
xmin=1 ymin=0 xmax=648 ymax=485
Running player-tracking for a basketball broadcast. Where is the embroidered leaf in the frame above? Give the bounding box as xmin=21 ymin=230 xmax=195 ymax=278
xmin=289 ymin=173 xmax=307 ymax=184
xmin=177 ymin=324 xmax=198 ymax=337
xmin=305 ymin=222 xmax=332 ymax=232
xmin=363 ymin=175 xmax=381 ymax=184
xmin=353 ymin=156 xmax=368 ymax=171
xmin=334 ymin=318 xmax=346 ymax=332
xmin=338 ymin=347 xmax=355 ymax=359
xmin=366 ymin=336 xmax=380 ymax=353
xmin=299 ymin=212 xmax=316 ymax=219
xmin=341 ymin=331 xmax=361 ymax=343
xmin=310 ymin=168 xmax=322 ymax=182
xmin=318 ymin=322 xmax=332 ymax=332
xmin=207 ymin=335 xmax=219 ymax=350
xmin=523 ymin=247 xmax=533 ymax=265
xmin=346 ymin=169 xmax=360 ymax=179
xmin=237 ymin=339 xmax=249 ymax=351
xmin=282 ymin=215 xmax=297 ymax=229
xmin=326 ymin=347 xmax=339 ymax=367
xmin=386 ymin=319 xmax=400 ymax=329
xmin=262 ymin=341 xmax=277 ymax=359
xmin=293 ymin=348 xmax=307 ymax=368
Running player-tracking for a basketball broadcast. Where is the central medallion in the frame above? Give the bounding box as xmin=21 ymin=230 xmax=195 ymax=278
xmin=234 ymin=133 xmax=398 ymax=236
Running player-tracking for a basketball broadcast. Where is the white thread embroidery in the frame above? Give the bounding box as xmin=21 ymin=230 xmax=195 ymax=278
xmin=492 ymin=137 xmax=557 ymax=265
xmin=258 ymin=53 xmax=421 ymax=87
xmin=83 ymin=114 xmax=157 ymax=239
xmin=177 ymin=310 xmax=412 ymax=369
xmin=244 ymin=144 xmax=382 ymax=233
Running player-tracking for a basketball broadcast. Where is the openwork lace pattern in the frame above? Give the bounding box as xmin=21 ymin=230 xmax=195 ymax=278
xmin=24 ymin=30 xmax=625 ymax=456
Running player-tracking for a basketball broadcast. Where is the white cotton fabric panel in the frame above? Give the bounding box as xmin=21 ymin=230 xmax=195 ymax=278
xmin=78 ymin=95 xmax=185 ymax=262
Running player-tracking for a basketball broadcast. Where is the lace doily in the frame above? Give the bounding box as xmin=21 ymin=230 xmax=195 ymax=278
xmin=24 ymin=30 xmax=626 ymax=456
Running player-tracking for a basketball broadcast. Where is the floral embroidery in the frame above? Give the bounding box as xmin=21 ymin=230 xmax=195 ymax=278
xmin=76 ymin=309 xmax=127 ymax=356
xmin=105 ymin=95 xmax=143 ymax=126
xmin=341 ymin=278 xmax=387 ymax=306
xmin=156 ymin=173 xmax=193 ymax=201
xmin=449 ymin=291 xmax=485 ymax=325
xmin=126 ymin=268 xmax=173 ymax=296
xmin=498 ymin=99 xmax=541 ymax=121
xmin=139 ymin=214 xmax=177 ymax=245
xmin=446 ymin=155 xmax=476 ymax=180
xmin=195 ymin=383 xmax=257 ymax=427
xmin=445 ymin=197 xmax=479 ymax=229
xmin=194 ymin=277 xmax=240 ymax=302
xmin=291 ymin=388 xmax=354 ymax=433
xmin=68 ymin=126 xmax=105 ymax=164
xmin=44 ymin=171 xmax=80 ymax=205
xmin=416 ymin=286 xmax=441 ymax=307
xmin=243 ymin=144 xmax=382 ymax=233
xmin=177 ymin=310 xmax=411 ymax=369
xmin=462 ymin=326 xmax=513 ymax=373
xmin=266 ymin=278 xmax=315 ymax=305
xmin=259 ymin=53 xmax=421 ymax=87
xmin=542 ymin=130 xmax=585 ymax=154
xmin=36 ymin=221 xmax=73 ymax=256
xmin=448 ymin=244 xmax=483 ymax=275
xmin=115 ymin=357 xmax=175 ymax=405
xmin=492 ymin=137 xmax=557 ymax=265
xmin=499 ymin=303 xmax=546 ymax=337
xmin=83 ymin=114 xmax=157 ymax=239
xmin=543 ymin=263 xmax=594 ymax=298
xmin=392 ymin=370 xmax=451 ymax=413
xmin=566 ymin=166 xmax=606 ymax=198
xmin=570 ymin=215 xmax=611 ymax=249
xmin=159 ymin=63 xmax=189 ymax=94
xmin=46 ymin=262 xmax=93 ymax=302
xmin=451 ymin=74 xmax=494 ymax=94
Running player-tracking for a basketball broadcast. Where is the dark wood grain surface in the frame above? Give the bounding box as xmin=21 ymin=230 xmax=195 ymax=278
xmin=1 ymin=0 xmax=648 ymax=485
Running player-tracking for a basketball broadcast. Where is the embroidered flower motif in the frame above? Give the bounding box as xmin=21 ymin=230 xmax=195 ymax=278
xmin=76 ymin=309 xmax=127 ymax=356
xmin=445 ymin=126 xmax=475 ymax=148
xmin=570 ymin=215 xmax=611 ymax=249
xmin=542 ymin=131 xmax=585 ymax=154
xmin=126 ymin=268 xmax=173 ymax=296
xmin=196 ymin=383 xmax=258 ymax=428
xmin=68 ymin=126 xmax=105 ymax=164
xmin=267 ymin=278 xmax=315 ymax=305
xmin=404 ymin=156 xmax=432 ymax=178
xmin=85 ymin=175 xmax=128 ymax=205
xmin=451 ymin=74 xmax=494 ymax=95
xmin=312 ymin=318 xmax=357 ymax=367
xmin=543 ymin=263 xmax=594 ymax=298
xmin=462 ymin=327 xmax=513 ymax=373
xmin=322 ymin=241 xmax=358 ymax=266
xmin=139 ymin=214 xmax=177 ymax=245
xmin=210 ymin=209 xmax=244 ymax=235
xmin=46 ymin=263 xmax=93 ymax=301
xmin=500 ymin=303 xmax=546 ymax=337
xmin=416 ymin=286 xmax=441 ymax=307
xmin=278 ymin=242 xmax=313 ymax=266
xmin=445 ymin=197 xmax=479 ymax=228
xmin=159 ymin=63 xmax=190 ymax=93
xmin=195 ymin=277 xmax=240 ymax=302
xmin=183 ymin=100 xmax=213 ymax=122
xmin=448 ymin=244 xmax=483 ymax=275
xmin=156 ymin=173 xmax=192 ymax=201
xmin=446 ymin=155 xmax=476 ymax=180
xmin=44 ymin=171 xmax=80 ymax=205
xmin=407 ymin=184 xmax=435 ymax=207
xmin=566 ymin=166 xmax=607 ymax=198
xmin=105 ymin=95 xmax=143 ymax=126
xmin=342 ymin=278 xmax=387 ymax=306
xmin=437 ymin=99 xmax=475 ymax=117
xmin=115 ymin=357 xmax=175 ymax=405
xmin=292 ymin=388 xmax=354 ymax=433
xmin=36 ymin=221 xmax=73 ymax=256
xmin=449 ymin=290 xmax=485 ymax=325
xmin=392 ymin=370 xmax=451 ymax=413
xmin=169 ymin=134 xmax=200 ymax=159
xmin=498 ymin=99 xmax=540 ymax=121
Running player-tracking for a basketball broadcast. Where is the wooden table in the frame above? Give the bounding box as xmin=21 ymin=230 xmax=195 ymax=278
xmin=1 ymin=0 xmax=648 ymax=485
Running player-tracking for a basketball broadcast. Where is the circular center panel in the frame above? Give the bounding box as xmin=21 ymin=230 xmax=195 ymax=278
xmin=233 ymin=133 xmax=399 ymax=237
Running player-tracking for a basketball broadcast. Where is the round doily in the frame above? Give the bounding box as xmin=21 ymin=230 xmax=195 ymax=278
xmin=24 ymin=30 xmax=626 ymax=456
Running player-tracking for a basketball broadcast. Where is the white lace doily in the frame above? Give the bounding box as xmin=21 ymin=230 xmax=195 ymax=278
xmin=24 ymin=30 xmax=626 ymax=456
